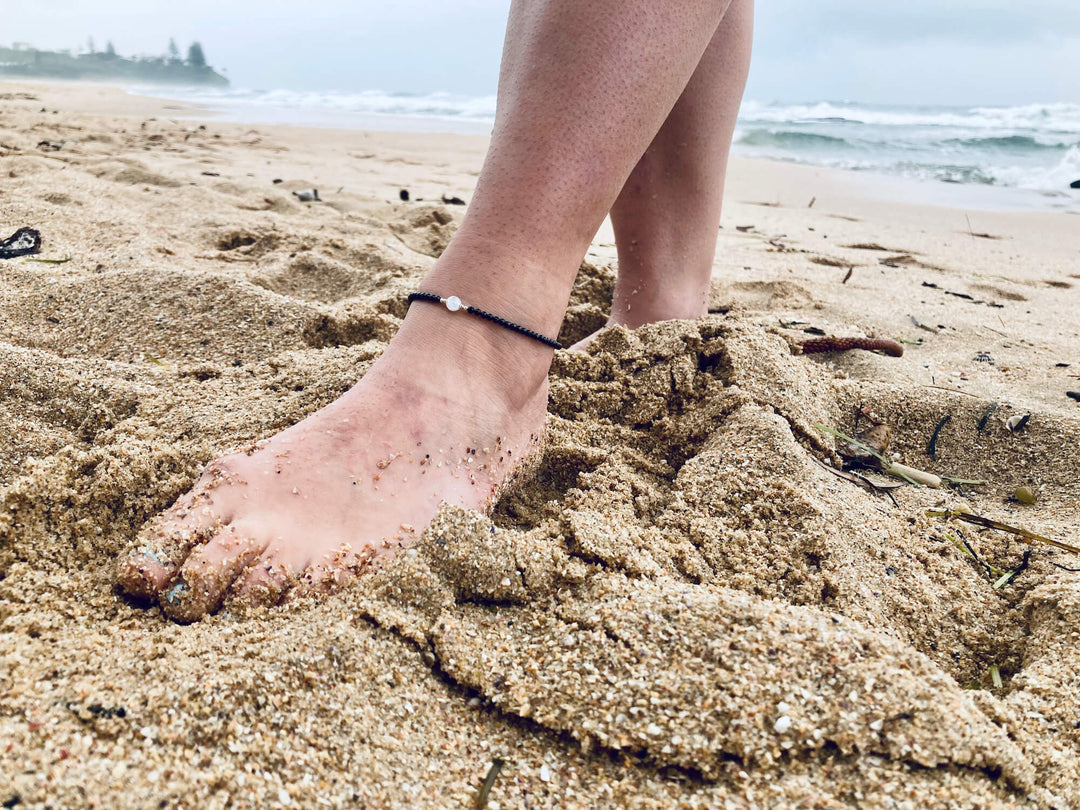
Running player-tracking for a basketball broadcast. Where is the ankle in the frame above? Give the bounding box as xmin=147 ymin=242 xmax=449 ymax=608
xmin=608 ymin=272 xmax=711 ymax=328
xmin=387 ymin=302 xmax=553 ymax=415
xmin=423 ymin=229 xmax=580 ymax=340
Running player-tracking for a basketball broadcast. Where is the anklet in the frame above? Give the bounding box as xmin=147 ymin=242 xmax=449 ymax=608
xmin=407 ymin=292 xmax=563 ymax=350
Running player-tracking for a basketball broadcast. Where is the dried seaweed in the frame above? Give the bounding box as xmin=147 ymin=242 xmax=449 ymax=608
xmin=814 ymin=424 xmax=927 ymax=486
xmin=993 ymin=551 xmax=1031 ymax=590
xmin=808 ymin=455 xmax=901 ymax=505
xmin=943 ymin=530 xmax=1034 ymax=590
xmin=928 ymin=510 xmax=1080 ymax=555
xmin=928 ymin=415 xmax=951 ymax=460
xmin=977 ymin=403 xmax=999 ymax=432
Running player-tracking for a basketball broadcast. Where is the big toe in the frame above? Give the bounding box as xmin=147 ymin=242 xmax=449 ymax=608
xmin=117 ymin=485 xmax=233 ymax=601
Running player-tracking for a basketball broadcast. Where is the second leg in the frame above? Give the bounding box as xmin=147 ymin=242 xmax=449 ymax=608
xmin=602 ymin=0 xmax=753 ymax=332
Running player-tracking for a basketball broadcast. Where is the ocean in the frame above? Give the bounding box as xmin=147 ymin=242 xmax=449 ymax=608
xmin=144 ymin=86 xmax=1080 ymax=212
xmin=736 ymin=100 xmax=1080 ymax=212
xmin=143 ymin=86 xmax=499 ymax=135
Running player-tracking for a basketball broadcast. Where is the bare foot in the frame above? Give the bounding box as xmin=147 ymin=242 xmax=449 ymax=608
xmin=117 ymin=307 xmax=550 ymax=622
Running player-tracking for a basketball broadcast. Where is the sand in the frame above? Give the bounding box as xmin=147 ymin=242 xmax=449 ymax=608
xmin=2 ymin=80 xmax=1080 ymax=809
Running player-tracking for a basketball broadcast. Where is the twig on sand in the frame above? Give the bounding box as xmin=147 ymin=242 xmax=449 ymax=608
xmin=920 ymin=384 xmax=980 ymax=399
xmin=815 ymin=424 xmax=984 ymax=491
xmin=475 ymin=759 xmax=505 ymax=810
xmin=808 ymin=455 xmax=901 ymax=505
xmin=1050 ymin=562 xmax=1080 ymax=573
xmin=24 ymin=256 xmax=72 ymax=264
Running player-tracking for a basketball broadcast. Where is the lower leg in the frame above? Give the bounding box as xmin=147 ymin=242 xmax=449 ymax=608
xmin=425 ymin=0 xmax=741 ymax=345
xmin=118 ymin=0 xmax=739 ymax=619
xmin=604 ymin=0 xmax=753 ymax=330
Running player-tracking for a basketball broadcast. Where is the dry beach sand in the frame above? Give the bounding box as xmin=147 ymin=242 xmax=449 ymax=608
xmin=2 ymin=81 xmax=1080 ymax=808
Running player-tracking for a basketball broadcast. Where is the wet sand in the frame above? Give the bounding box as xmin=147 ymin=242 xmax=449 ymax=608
xmin=2 ymin=81 xmax=1080 ymax=808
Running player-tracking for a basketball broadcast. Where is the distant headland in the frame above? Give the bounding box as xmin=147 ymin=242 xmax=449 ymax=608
xmin=0 ymin=40 xmax=228 ymax=86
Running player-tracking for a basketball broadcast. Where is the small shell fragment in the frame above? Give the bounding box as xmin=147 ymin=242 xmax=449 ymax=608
xmin=1014 ymin=486 xmax=1037 ymax=504
xmin=1005 ymin=414 xmax=1031 ymax=432
xmin=860 ymin=424 xmax=891 ymax=454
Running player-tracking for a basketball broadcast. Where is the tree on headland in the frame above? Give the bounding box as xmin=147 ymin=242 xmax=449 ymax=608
xmin=0 ymin=41 xmax=227 ymax=86
xmin=168 ymin=38 xmax=180 ymax=62
xmin=87 ymin=36 xmax=96 ymax=54
xmin=187 ymin=42 xmax=206 ymax=68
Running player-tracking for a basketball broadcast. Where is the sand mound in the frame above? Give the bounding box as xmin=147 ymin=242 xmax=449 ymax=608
xmin=2 ymin=90 xmax=1080 ymax=808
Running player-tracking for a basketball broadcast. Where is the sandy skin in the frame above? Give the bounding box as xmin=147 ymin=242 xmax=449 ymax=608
xmin=115 ymin=294 xmax=720 ymax=620
xmin=116 ymin=307 xmax=549 ymax=621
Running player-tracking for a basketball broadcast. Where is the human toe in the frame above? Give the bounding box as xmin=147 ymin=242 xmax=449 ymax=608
xmin=117 ymin=494 xmax=230 ymax=600
xmin=159 ymin=526 xmax=266 ymax=622
xmin=231 ymin=549 xmax=298 ymax=607
xmin=295 ymin=544 xmax=379 ymax=597
xmin=116 ymin=549 xmax=177 ymax=601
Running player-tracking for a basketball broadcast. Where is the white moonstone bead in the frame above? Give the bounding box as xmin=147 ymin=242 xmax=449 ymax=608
xmin=444 ymin=295 xmax=463 ymax=312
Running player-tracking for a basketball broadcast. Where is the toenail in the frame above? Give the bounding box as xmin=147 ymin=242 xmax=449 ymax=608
xmin=165 ymin=583 xmax=187 ymax=604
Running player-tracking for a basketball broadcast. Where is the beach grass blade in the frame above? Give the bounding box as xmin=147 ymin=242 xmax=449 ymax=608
xmin=928 ymin=509 xmax=1080 ymax=555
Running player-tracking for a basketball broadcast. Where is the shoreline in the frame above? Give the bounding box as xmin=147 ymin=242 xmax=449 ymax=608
xmin=8 ymin=78 xmax=1076 ymax=213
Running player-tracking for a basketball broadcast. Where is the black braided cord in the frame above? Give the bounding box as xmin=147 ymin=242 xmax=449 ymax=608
xmin=407 ymin=292 xmax=563 ymax=349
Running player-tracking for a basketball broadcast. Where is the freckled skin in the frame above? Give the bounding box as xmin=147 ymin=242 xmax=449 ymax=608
xmin=117 ymin=0 xmax=753 ymax=620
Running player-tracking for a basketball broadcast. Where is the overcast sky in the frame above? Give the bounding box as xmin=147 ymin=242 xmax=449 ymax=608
xmin=3 ymin=1 xmax=1079 ymax=105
